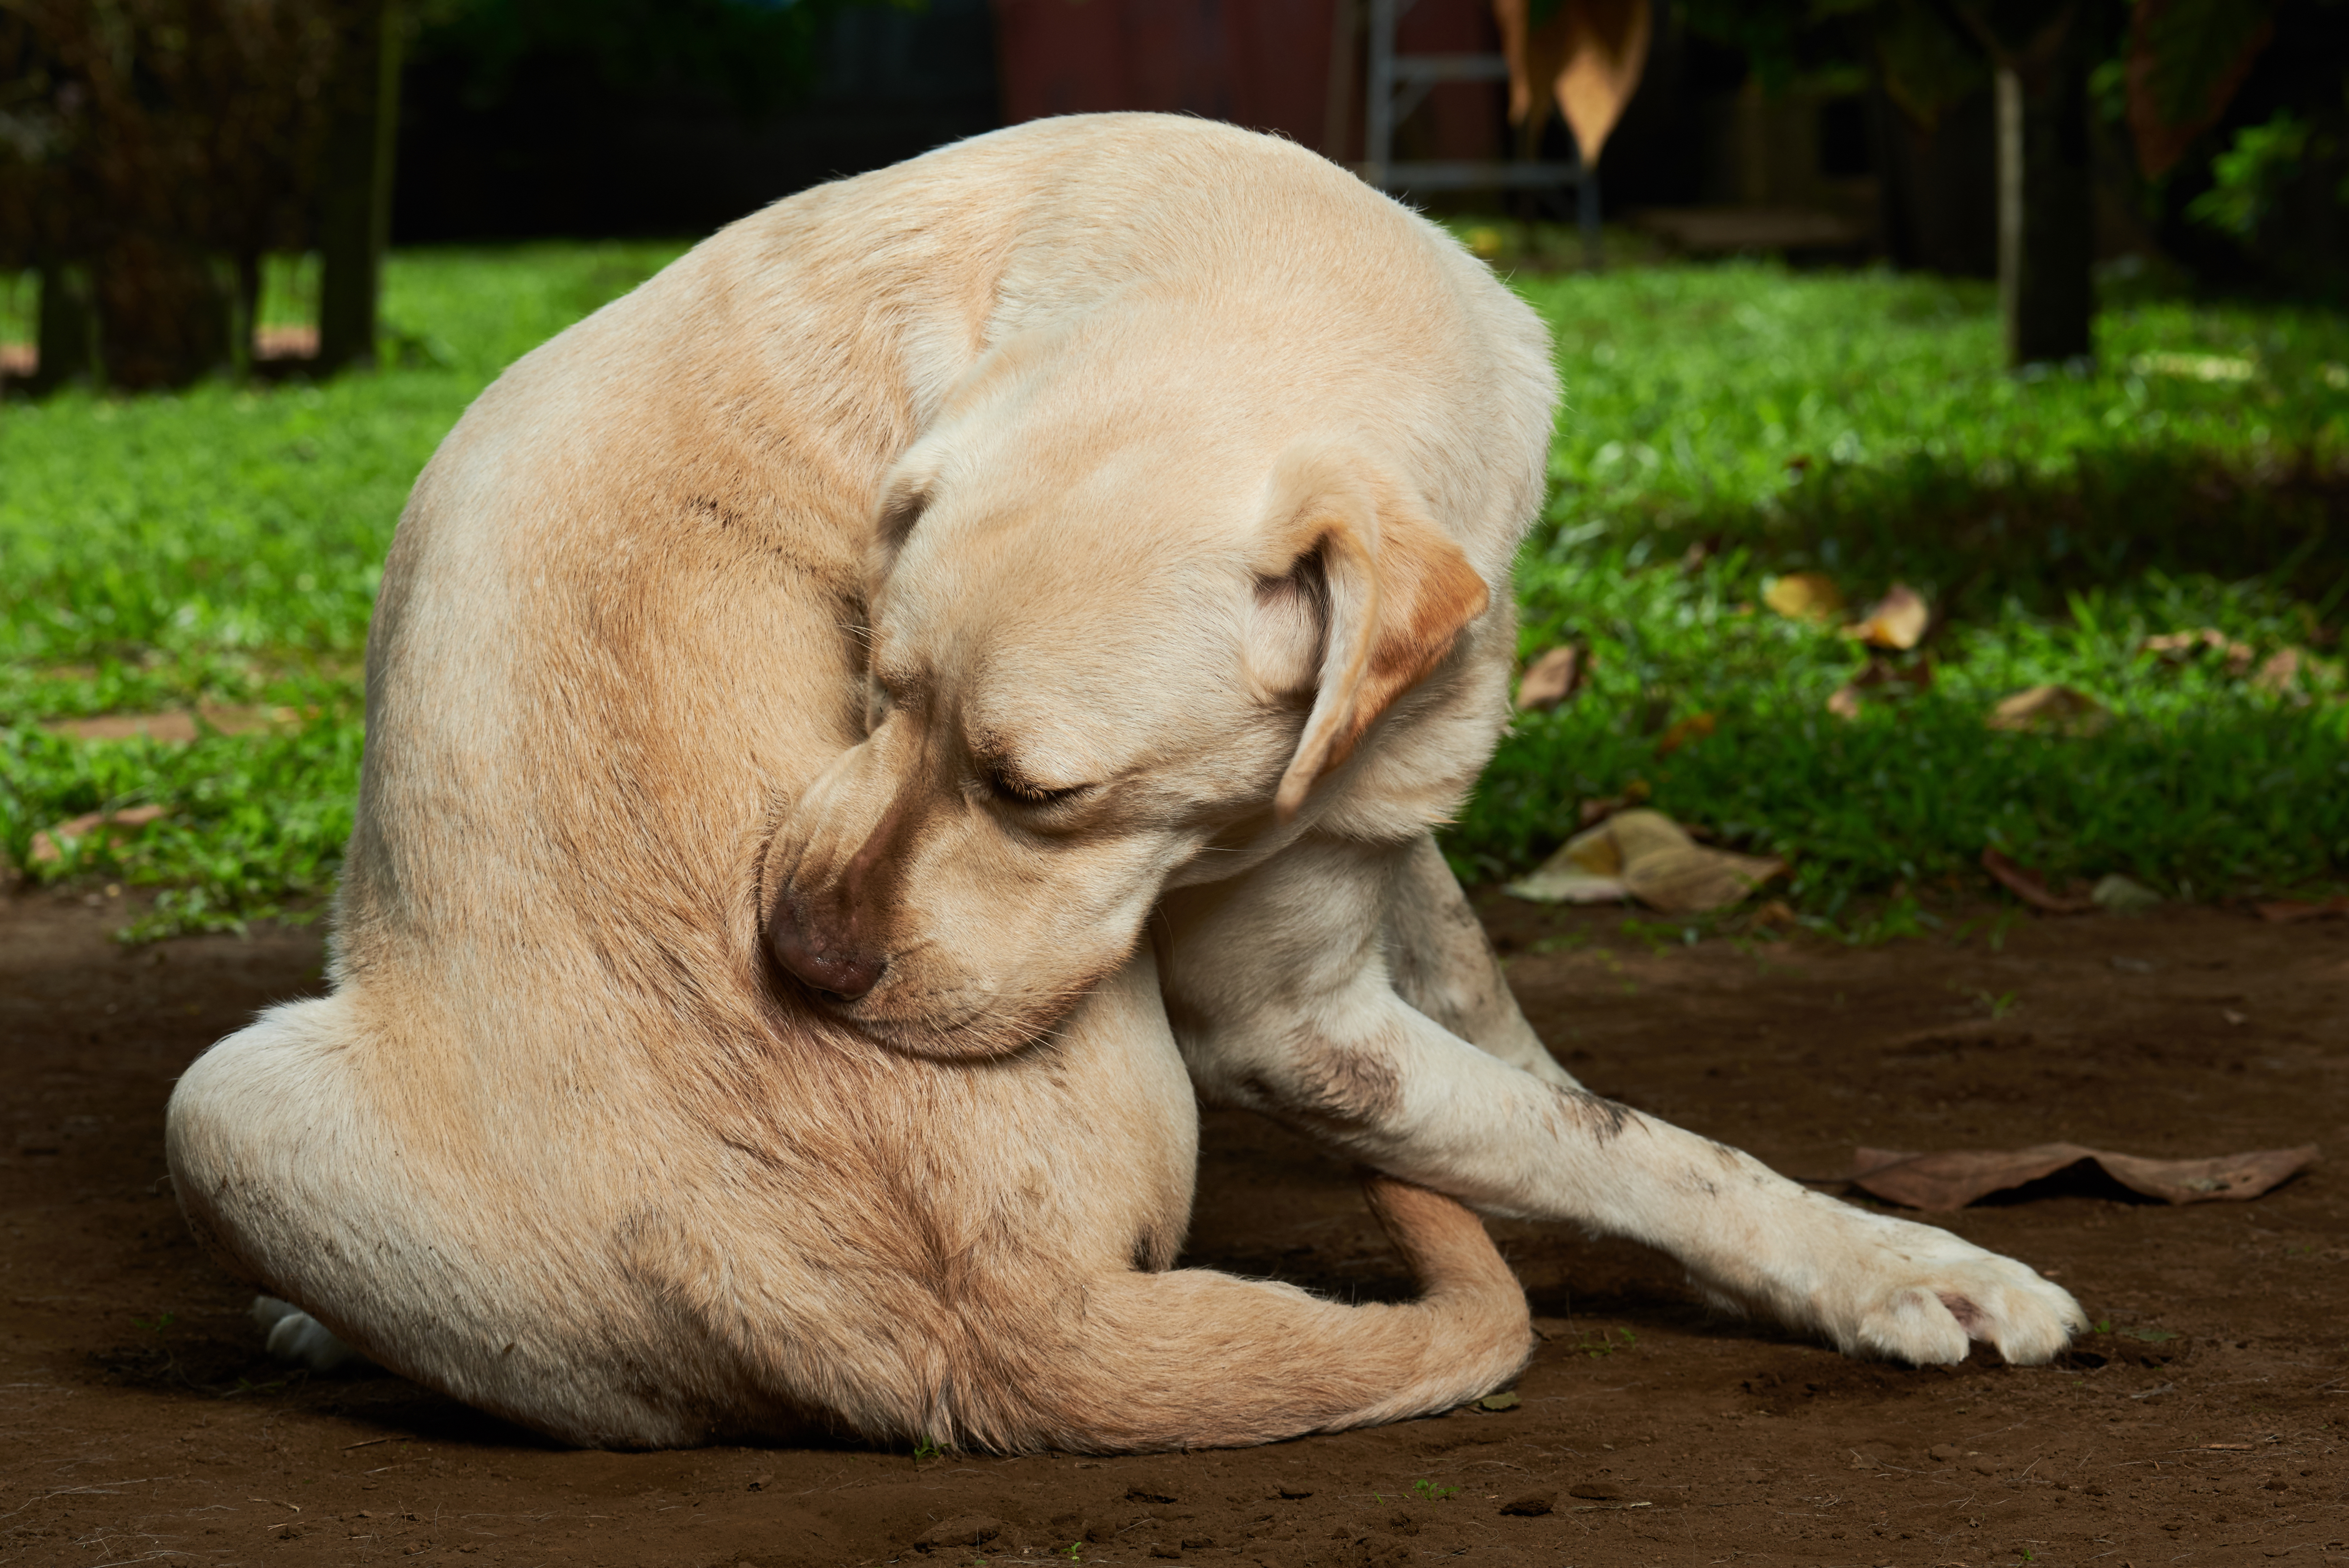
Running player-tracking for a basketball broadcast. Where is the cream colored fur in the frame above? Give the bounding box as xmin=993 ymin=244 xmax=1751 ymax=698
xmin=167 ymin=114 xmax=2079 ymax=1453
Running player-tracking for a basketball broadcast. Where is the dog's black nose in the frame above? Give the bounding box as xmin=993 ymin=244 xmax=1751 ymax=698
xmin=767 ymin=900 xmax=885 ymax=1003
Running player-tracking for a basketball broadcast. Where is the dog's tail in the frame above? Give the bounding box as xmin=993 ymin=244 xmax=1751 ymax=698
xmin=940 ymin=1174 xmax=1532 ymax=1453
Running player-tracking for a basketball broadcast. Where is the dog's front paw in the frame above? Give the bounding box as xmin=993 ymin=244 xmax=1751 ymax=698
xmin=1807 ymin=1204 xmax=2085 ymax=1367
xmin=250 ymin=1295 xmax=366 ymax=1373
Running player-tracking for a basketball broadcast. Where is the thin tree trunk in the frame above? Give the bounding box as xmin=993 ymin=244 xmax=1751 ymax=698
xmin=31 ymin=262 xmax=99 ymax=394
xmin=317 ymin=1 xmax=403 ymax=375
xmin=1976 ymin=6 xmax=2093 ymax=367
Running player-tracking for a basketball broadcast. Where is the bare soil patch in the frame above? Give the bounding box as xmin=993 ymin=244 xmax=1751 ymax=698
xmin=3 ymin=887 xmax=2343 ymax=1567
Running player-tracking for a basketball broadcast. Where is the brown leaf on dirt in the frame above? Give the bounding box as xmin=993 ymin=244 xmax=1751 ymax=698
xmin=2255 ymin=895 xmax=2349 ymax=923
xmin=43 ymin=704 xmax=300 ymax=743
xmin=1508 ymin=808 xmax=1782 ymax=915
xmin=2139 ymin=626 xmax=2254 ymax=675
xmin=1827 ymin=654 xmax=1934 ymax=720
xmin=1850 ymin=1142 xmax=2320 ymax=1210
xmin=1516 ymin=645 xmax=1590 ymax=711
xmin=1655 ymin=711 xmax=1715 ymax=756
xmin=1987 ymin=683 xmax=2111 ymax=734
xmin=1841 ymin=583 xmax=1930 ymax=650
xmin=1980 ymin=847 xmax=2096 ymax=914
xmin=30 ymin=803 xmax=171 ymax=866
xmin=1762 ymin=571 xmax=1844 ymax=623
xmin=1492 ymin=0 xmax=1653 ymax=165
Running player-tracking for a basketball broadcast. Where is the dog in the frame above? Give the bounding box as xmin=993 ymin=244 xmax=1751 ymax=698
xmin=167 ymin=113 xmax=2082 ymax=1454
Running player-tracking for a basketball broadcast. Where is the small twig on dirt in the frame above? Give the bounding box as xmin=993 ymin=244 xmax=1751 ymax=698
xmin=341 ymin=1435 xmax=402 ymax=1450
xmin=249 ymin=1497 xmax=300 ymax=1510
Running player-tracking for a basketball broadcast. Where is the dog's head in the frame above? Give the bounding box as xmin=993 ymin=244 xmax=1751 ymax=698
xmin=760 ymin=366 xmax=1504 ymax=1057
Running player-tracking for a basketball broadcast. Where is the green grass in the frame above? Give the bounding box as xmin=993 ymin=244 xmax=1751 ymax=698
xmin=0 ymin=242 xmax=688 ymax=934
xmin=2 ymin=242 xmax=2345 ymax=937
xmin=1453 ymin=263 xmax=2349 ymax=915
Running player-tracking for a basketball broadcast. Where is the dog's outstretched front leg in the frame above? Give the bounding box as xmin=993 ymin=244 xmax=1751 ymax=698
xmin=1381 ymin=833 xmax=1583 ymax=1090
xmin=1162 ymin=837 xmax=2085 ymax=1368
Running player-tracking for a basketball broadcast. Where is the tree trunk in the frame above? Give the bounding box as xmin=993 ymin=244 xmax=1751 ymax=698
xmin=92 ymin=236 xmax=234 ymax=392
xmin=31 ymin=263 xmax=100 ymax=394
xmin=1989 ymin=16 xmax=2094 ymax=366
xmin=317 ymin=1 xmax=403 ymax=375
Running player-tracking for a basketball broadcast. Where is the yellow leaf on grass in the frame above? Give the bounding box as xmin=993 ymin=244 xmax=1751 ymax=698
xmin=1841 ymin=583 xmax=1929 ymax=650
xmin=1516 ymin=645 xmax=1589 ymax=710
xmin=2139 ymin=627 xmax=2254 ymax=675
xmin=42 ymin=704 xmax=300 ymax=743
xmin=1506 ymin=808 xmax=1782 ymax=915
xmin=1987 ymin=684 xmax=2110 ymax=734
xmin=1655 ymin=711 xmax=1715 ymax=755
xmin=1762 ymin=572 xmax=1844 ymax=623
xmin=1827 ymin=655 xmax=1935 ymax=721
xmin=2253 ymin=647 xmax=2304 ymax=693
xmin=30 ymin=803 xmax=171 ymax=865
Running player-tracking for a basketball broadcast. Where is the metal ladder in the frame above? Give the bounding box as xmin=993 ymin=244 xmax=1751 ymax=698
xmin=1359 ymin=0 xmax=1600 ymax=257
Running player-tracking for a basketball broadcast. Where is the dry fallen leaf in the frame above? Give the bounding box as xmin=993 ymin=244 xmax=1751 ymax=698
xmin=2253 ymin=647 xmax=2305 ymax=694
xmin=1850 ymin=1143 xmax=2319 ymax=1210
xmin=1842 ymin=583 xmax=1930 ymax=650
xmin=1762 ymin=571 xmax=1844 ymax=623
xmin=1826 ymin=654 xmax=1934 ymax=720
xmin=2090 ymin=874 xmax=2163 ymax=914
xmin=30 ymin=803 xmax=171 ymax=865
xmin=2140 ymin=627 xmax=2254 ymax=675
xmin=1508 ymin=808 xmax=1781 ymax=915
xmin=1980 ymin=847 xmax=2095 ymax=914
xmin=1654 ymin=711 xmax=1715 ymax=755
xmin=42 ymin=704 xmax=299 ymax=743
xmin=1515 ymin=645 xmax=1589 ymax=711
xmin=1987 ymin=684 xmax=2110 ymax=734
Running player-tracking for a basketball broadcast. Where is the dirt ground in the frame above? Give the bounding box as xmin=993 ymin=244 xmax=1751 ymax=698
xmin=2 ymin=885 xmax=2343 ymax=1568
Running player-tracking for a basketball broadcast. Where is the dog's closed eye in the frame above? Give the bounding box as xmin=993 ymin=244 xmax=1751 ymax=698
xmin=976 ymin=759 xmax=1090 ymax=808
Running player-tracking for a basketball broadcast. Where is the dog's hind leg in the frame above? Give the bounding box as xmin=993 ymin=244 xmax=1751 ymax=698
xmin=1382 ymin=832 xmax=1581 ymax=1088
xmin=167 ymin=994 xmax=710 ymax=1448
xmin=251 ymin=1294 xmax=367 ymax=1372
xmin=947 ymin=1175 xmax=1530 ymax=1454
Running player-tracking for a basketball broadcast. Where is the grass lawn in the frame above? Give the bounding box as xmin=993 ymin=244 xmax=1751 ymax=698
xmin=2 ymin=241 xmax=2346 ymax=938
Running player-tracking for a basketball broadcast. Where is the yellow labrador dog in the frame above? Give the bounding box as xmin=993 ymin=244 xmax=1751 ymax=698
xmin=167 ymin=114 xmax=2081 ymax=1453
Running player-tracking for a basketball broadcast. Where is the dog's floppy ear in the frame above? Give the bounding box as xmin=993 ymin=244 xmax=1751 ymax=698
xmin=1256 ymin=448 xmax=1491 ymax=825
